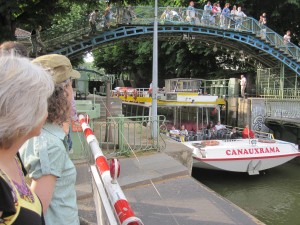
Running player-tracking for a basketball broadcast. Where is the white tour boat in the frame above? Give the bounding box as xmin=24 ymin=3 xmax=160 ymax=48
xmin=182 ymin=139 xmax=300 ymax=175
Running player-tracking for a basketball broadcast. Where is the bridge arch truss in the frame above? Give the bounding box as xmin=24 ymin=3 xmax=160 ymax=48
xmin=54 ymin=25 xmax=300 ymax=75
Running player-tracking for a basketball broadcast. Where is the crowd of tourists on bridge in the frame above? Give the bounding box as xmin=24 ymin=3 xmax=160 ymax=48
xmin=161 ymin=1 xmax=248 ymax=30
xmin=88 ymin=1 xmax=249 ymax=31
xmin=86 ymin=0 xmax=292 ymax=47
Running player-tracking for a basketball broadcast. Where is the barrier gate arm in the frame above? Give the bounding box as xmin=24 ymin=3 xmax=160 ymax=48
xmin=79 ymin=114 xmax=143 ymax=225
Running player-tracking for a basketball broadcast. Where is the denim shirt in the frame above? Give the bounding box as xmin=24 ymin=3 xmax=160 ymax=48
xmin=20 ymin=123 xmax=79 ymax=225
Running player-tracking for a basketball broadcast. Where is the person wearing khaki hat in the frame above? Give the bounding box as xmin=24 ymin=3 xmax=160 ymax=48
xmin=33 ymin=53 xmax=80 ymax=151
xmin=20 ymin=54 xmax=80 ymax=225
xmin=32 ymin=54 xmax=80 ymax=84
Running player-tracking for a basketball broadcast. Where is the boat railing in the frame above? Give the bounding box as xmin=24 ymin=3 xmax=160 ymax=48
xmin=166 ymin=125 xmax=275 ymax=142
xmin=254 ymin=131 xmax=274 ymax=140
xmin=112 ymin=88 xmax=166 ymax=98
xmin=136 ymin=88 xmax=152 ymax=97
xmin=234 ymin=126 xmax=274 ymax=140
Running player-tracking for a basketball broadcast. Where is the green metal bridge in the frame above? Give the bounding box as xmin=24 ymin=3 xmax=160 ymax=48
xmin=34 ymin=6 xmax=300 ymax=75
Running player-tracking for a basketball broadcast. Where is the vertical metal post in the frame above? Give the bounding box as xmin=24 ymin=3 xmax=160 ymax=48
xmin=118 ymin=114 xmax=124 ymax=152
xmin=201 ymin=107 xmax=204 ymax=130
xmin=280 ymin=63 xmax=285 ymax=98
xmin=218 ymin=105 xmax=221 ymax=122
xmin=295 ymin=71 xmax=298 ymax=97
xmin=151 ymin=0 xmax=158 ymax=138
xmin=180 ymin=107 xmax=182 ymax=126
xmin=206 ymin=108 xmax=209 ymax=124
xmin=105 ymin=81 xmax=112 ymax=142
xmin=173 ymin=107 xmax=177 ymax=126
xmin=196 ymin=107 xmax=199 ymax=132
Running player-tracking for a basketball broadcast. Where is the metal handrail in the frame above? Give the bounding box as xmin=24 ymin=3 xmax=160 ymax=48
xmin=39 ymin=6 xmax=300 ymax=61
xmin=262 ymin=88 xmax=300 ymax=99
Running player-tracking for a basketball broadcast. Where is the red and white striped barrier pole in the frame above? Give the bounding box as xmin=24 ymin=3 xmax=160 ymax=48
xmin=79 ymin=114 xmax=143 ymax=225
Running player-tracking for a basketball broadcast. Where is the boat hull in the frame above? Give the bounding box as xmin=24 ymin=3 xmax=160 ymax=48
xmin=183 ymin=139 xmax=300 ymax=175
xmin=193 ymin=154 xmax=299 ymax=173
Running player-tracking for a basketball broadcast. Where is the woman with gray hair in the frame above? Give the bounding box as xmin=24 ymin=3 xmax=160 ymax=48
xmin=20 ymin=54 xmax=80 ymax=225
xmin=0 ymin=56 xmax=54 ymax=224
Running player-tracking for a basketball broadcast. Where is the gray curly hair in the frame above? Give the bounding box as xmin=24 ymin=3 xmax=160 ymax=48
xmin=0 ymin=55 xmax=54 ymax=149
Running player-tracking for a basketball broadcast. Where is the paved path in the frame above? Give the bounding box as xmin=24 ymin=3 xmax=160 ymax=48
xmin=75 ymin=137 xmax=264 ymax=225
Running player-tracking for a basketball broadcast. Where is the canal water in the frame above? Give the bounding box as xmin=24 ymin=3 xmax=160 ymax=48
xmin=192 ymin=159 xmax=300 ymax=225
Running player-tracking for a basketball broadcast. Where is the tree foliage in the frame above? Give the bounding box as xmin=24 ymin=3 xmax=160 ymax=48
xmin=0 ymin=0 xmax=99 ymax=42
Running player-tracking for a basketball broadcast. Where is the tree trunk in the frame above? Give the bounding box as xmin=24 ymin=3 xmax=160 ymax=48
xmin=0 ymin=10 xmax=16 ymax=42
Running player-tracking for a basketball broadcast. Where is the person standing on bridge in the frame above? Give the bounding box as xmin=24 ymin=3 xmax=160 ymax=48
xmin=201 ymin=1 xmax=212 ymax=25
xmin=240 ymin=74 xmax=247 ymax=98
xmin=103 ymin=5 xmax=112 ymax=29
xmin=88 ymin=9 xmax=99 ymax=35
xmin=123 ymin=5 xmax=136 ymax=25
xmin=283 ymin=30 xmax=291 ymax=45
xmin=230 ymin=5 xmax=238 ymax=28
xmin=235 ymin=6 xmax=247 ymax=30
xmin=186 ymin=1 xmax=197 ymax=24
xmin=259 ymin=12 xmax=267 ymax=39
xmin=221 ymin=3 xmax=231 ymax=28
xmin=31 ymin=25 xmax=46 ymax=57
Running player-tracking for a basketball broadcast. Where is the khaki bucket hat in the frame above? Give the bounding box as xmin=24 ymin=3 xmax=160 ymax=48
xmin=32 ymin=54 xmax=80 ymax=84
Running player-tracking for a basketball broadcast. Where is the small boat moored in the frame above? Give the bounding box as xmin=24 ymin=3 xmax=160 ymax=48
xmin=183 ymin=138 xmax=300 ymax=175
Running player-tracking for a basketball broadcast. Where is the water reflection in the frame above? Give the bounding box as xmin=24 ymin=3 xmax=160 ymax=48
xmin=192 ymin=159 xmax=300 ymax=225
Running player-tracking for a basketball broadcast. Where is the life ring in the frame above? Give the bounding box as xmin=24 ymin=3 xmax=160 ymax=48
xmin=258 ymin=139 xmax=276 ymax=143
xmin=124 ymin=90 xmax=128 ymax=99
xmin=201 ymin=140 xmax=219 ymax=147
xmin=133 ymin=89 xmax=138 ymax=101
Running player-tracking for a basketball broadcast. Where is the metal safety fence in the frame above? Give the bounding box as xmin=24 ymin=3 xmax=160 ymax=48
xmin=94 ymin=115 xmax=167 ymax=156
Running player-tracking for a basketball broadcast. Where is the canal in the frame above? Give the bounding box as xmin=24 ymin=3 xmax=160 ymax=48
xmin=192 ymin=159 xmax=300 ymax=225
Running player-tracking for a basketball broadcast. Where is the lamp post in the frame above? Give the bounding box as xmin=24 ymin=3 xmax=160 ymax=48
xmin=151 ymin=0 xmax=158 ymax=138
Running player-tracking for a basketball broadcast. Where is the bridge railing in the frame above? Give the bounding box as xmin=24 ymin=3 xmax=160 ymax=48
xmin=39 ymin=6 xmax=300 ymax=62
xmin=262 ymin=87 xmax=300 ymax=99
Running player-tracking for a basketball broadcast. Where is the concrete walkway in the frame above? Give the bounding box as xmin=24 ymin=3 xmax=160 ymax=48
xmin=75 ymin=137 xmax=264 ymax=225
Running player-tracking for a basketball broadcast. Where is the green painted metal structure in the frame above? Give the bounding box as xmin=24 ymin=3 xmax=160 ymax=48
xmin=35 ymin=6 xmax=300 ymax=75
